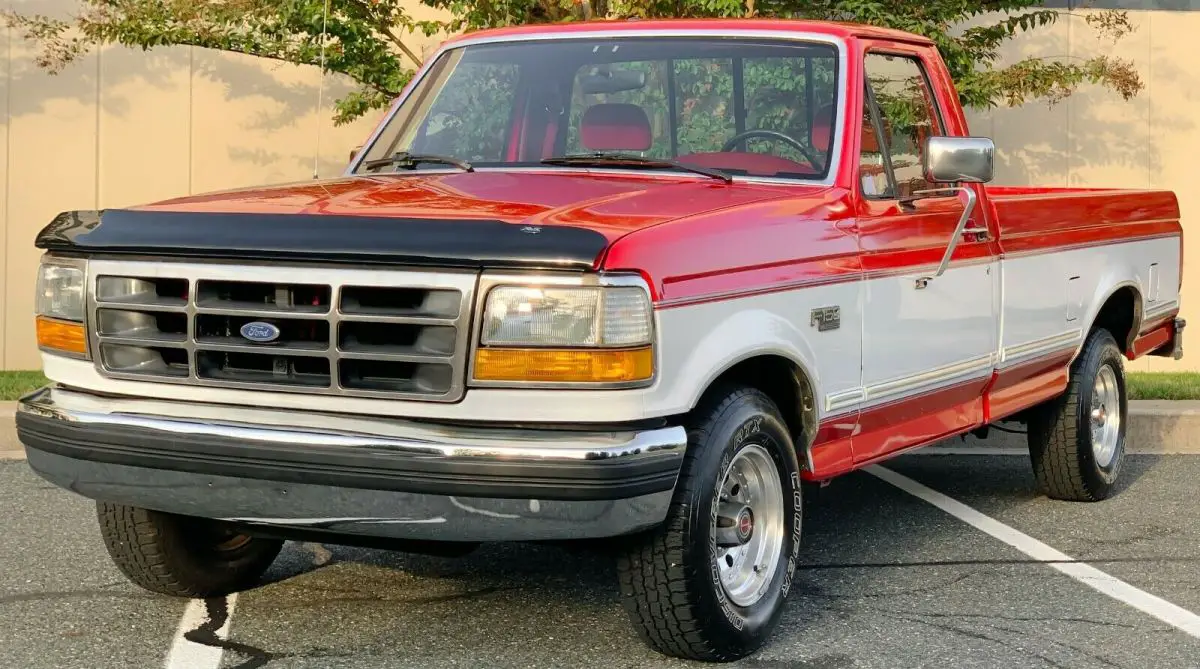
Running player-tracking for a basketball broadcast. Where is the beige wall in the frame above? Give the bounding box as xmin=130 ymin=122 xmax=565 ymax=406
xmin=0 ymin=0 xmax=449 ymax=369
xmin=1 ymin=5 xmax=1196 ymax=370
xmin=965 ymin=9 xmax=1198 ymax=371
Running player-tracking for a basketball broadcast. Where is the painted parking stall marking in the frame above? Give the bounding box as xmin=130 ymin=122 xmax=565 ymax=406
xmin=868 ymin=464 xmax=1200 ymax=638
xmin=165 ymin=596 xmax=236 ymax=669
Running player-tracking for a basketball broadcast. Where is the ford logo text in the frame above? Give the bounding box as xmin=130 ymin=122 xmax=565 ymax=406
xmin=239 ymin=321 xmax=281 ymax=344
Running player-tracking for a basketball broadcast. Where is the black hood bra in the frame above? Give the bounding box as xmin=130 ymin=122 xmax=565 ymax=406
xmin=35 ymin=209 xmax=611 ymax=270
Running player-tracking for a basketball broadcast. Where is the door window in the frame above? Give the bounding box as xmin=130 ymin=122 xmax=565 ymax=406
xmin=859 ymin=53 xmax=944 ymax=198
xmin=859 ymin=83 xmax=891 ymax=197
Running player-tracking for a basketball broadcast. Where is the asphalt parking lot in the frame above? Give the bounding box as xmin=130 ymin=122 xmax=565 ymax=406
xmin=2 ymin=449 xmax=1199 ymax=669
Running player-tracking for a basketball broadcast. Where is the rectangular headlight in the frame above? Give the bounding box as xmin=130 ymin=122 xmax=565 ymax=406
xmin=36 ymin=262 xmax=86 ymax=322
xmin=481 ymin=286 xmax=651 ymax=347
xmin=474 ymin=281 xmax=654 ymax=386
xmin=35 ymin=258 xmax=88 ymax=358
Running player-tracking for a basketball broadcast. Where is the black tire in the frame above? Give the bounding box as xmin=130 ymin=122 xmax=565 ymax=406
xmin=97 ymin=502 xmax=283 ymax=597
xmin=1028 ymin=328 xmax=1128 ymax=501
xmin=617 ymin=386 xmax=803 ymax=662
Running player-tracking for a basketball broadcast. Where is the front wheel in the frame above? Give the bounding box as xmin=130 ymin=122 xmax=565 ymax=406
xmin=617 ymin=386 xmax=803 ymax=661
xmin=98 ymin=502 xmax=283 ymax=597
xmin=1028 ymin=328 xmax=1128 ymax=501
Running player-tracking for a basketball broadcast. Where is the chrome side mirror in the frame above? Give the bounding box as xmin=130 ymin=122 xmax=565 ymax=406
xmin=911 ymin=136 xmax=994 ymax=290
xmin=923 ymin=136 xmax=995 ymax=184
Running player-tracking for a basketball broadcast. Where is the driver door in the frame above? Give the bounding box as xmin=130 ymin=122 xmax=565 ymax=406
xmin=852 ymin=49 xmax=1000 ymax=462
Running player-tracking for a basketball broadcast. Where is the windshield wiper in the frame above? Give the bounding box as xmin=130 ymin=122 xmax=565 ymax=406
xmin=541 ymin=153 xmax=732 ymax=184
xmin=361 ymin=151 xmax=474 ymax=173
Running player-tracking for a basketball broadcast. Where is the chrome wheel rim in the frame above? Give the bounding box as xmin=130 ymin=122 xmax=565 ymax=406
xmin=1090 ymin=364 xmax=1122 ymax=468
xmin=712 ymin=444 xmax=785 ymax=608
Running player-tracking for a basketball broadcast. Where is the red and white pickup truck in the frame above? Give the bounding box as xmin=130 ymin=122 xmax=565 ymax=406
xmin=18 ymin=18 xmax=1184 ymax=661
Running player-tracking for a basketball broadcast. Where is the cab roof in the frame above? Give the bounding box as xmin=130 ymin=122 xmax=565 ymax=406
xmin=440 ymin=18 xmax=934 ymax=48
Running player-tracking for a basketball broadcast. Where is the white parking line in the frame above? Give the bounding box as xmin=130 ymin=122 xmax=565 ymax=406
xmin=164 ymin=595 xmax=237 ymax=669
xmin=911 ymin=446 xmax=1200 ymax=456
xmin=867 ymin=465 xmax=1200 ymax=638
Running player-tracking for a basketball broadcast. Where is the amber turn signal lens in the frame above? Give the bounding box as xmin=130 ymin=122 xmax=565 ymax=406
xmin=473 ymin=346 xmax=654 ymax=384
xmin=36 ymin=316 xmax=87 ymax=356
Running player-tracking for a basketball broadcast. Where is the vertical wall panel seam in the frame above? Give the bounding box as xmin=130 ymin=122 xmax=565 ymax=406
xmin=2 ymin=15 xmax=10 ymax=367
xmin=1066 ymin=9 xmax=1074 ymax=187
xmin=1147 ymin=12 xmax=1154 ymax=189
xmin=94 ymin=50 xmax=100 ymax=208
xmin=188 ymin=46 xmax=194 ymax=195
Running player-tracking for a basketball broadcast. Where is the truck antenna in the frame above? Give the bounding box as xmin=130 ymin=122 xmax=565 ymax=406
xmin=313 ymin=0 xmax=331 ymax=180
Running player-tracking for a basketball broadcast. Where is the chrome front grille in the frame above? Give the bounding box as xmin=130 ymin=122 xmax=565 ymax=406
xmin=87 ymin=259 xmax=476 ymax=402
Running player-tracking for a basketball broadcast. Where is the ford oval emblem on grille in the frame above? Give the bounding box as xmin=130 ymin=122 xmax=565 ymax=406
xmin=240 ymin=321 xmax=281 ymax=343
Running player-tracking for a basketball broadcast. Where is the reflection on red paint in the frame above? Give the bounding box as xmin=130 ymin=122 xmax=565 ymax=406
xmin=986 ymin=350 xmax=1075 ymax=423
xmin=1128 ymin=322 xmax=1174 ymax=360
xmin=850 ymin=377 xmax=989 ymax=466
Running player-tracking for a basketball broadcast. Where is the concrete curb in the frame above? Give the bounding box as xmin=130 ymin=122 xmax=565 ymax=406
xmin=3 ymin=399 xmax=1200 ymax=462
xmin=932 ymin=400 xmax=1200 ymax=455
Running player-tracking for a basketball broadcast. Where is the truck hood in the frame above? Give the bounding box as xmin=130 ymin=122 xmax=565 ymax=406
xmin=35 ymin=172 xmax=806 ymax=270
xmin=140 ymin=171 xmax=801 ymax=238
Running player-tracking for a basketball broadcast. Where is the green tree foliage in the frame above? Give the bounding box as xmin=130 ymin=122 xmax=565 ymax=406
xmin=2 ymin=0 xmax=427 ymax=125
xmin=3 ymin=0 xmax=1142 ymax=126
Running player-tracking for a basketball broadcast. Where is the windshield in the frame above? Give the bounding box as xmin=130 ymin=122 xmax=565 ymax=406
xmin=355 ymin=37 xmax=841 ymax=181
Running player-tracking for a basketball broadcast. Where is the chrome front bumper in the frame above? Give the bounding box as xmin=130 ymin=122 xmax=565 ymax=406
xmin=17 ymin=387 xmax=687 ymax=542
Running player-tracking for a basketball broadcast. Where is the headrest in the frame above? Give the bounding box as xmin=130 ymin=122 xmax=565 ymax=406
xmin=580 ymin=103 xmax=652 ymax=152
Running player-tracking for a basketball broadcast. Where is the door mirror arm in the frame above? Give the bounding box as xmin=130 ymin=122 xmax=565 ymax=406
xmin=913 ymin=186 xmax=978 ymax=290
xmin=911 ymin=135 xmax=995 ymax=289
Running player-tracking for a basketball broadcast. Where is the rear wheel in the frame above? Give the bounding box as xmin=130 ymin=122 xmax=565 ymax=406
xmin=98 ymin=502 xmax=283 ymax=597
xmin=1027 ymin=328 xmax=1128 ymax=501
xmin=617 ymin=386 xmax=803 ymax=661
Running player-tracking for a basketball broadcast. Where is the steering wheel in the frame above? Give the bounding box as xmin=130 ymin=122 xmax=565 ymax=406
xmin=721 ymin=129 xmax=821 ymax=169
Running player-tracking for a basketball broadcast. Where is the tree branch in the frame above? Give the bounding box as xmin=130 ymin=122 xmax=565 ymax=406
xmin=380 ymin=27 xmax=423 ymax=67
xmin=339 ymin=0 xmax=424 ymax=67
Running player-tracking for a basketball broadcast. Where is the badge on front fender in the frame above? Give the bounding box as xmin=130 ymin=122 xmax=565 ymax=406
xmin=810 ymin=306 xmax=840 ymax=332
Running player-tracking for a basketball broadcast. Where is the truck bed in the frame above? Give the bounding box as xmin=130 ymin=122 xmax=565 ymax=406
xmin=986 ymin=186 xmax=1181 ymax=254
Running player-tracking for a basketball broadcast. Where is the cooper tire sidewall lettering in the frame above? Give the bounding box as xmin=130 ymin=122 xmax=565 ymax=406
xmin=709 ymin=450 xmax=735 ymax=621
xmin=781 ymin=471 xmax=803 ymax=598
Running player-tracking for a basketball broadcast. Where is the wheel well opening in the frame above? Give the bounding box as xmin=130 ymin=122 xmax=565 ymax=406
xmin=701 ymin=355 xmax=817 ymax=455
xmin=1092 ymin=287 xmax=1139 ymax=351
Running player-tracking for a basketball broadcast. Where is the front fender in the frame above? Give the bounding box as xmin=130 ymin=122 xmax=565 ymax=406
xmin=648 ymin=283 xmax=862 ymax=427
xmin=676 ymin=308 xmax=821 ymax=411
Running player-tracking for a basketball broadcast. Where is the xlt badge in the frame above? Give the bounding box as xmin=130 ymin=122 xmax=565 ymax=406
xmin=810 ymin=307 xmax=840 ymax=332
